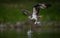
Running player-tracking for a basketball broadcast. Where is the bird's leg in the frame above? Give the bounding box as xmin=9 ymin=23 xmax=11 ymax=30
xmin=34 ymin=18 xmax=38 ymax=24
xmin=38 ymin=15 xmax=42 ymax=18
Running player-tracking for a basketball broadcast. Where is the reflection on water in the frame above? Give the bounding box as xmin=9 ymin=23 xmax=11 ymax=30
xmin=0 ymin=21 xmax=60 ymax=38
xmin=27 ymin=30 xmax=32 ymax=38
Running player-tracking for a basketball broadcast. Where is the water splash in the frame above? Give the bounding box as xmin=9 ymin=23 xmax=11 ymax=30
xmin=27 ymin=30 xmax=32 ymax=38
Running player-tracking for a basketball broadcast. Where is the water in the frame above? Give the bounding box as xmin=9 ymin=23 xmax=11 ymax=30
xmin=27 ymin=30 xmax=32 ymax=38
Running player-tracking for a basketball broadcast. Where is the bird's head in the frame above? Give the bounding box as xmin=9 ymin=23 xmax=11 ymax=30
xmin=38 ymin=3 xmax=51 ymax=9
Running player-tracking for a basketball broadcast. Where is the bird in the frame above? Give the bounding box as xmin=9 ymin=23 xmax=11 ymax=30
xmin=22 ymin=3 xmax=51 ymax=24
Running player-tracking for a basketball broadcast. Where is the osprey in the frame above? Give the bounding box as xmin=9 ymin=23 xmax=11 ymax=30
xmin=22 ymin=3 xmax=51 ymax=24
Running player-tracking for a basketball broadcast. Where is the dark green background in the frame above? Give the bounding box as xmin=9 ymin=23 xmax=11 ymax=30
xmin=0 ymin=0 xmax=60 ymax=38
xmin=0 ymin=0 xmax=60 ymax=22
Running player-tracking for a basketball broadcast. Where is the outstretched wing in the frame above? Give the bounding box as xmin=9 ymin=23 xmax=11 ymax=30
xmin=22 ymin=9 xmax=31 ymax=16
xmin=33 ymin=4 xmax=40 ymax=15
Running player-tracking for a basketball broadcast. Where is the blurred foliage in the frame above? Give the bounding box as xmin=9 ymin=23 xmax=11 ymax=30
xmin=0 ymin=0 xmax=60 ymax=3
xmin=0 ymin=0 xmax=60 ymax=22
